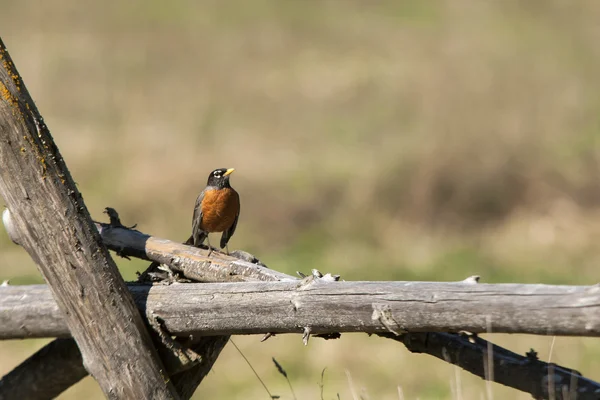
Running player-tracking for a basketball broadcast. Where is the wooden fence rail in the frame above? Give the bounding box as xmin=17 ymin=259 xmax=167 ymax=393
xmin=2 ymin=220 xmax=600 ymax=399
xmin=2 ymin=280 xmax=600 ymax=339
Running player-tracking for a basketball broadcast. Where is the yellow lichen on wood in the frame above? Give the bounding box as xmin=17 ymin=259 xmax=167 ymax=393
xmin=40 ymin=156 xmax=47 ymax=179
xmin=20 ymin=133 xmax=48 ymax=178
xmin=0 ymin=81 xmax=17 ymax=108
xmin=2 ymin=58 xmax=21 ymax=91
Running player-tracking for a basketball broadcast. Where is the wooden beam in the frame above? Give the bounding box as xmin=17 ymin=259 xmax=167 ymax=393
xmin=0 ymin=38 xmax=177 ymax=398
xmin=381 ymin=332 xmax=600 ymax=400
xmin=2 ymin=280 xmax=600 ymax=338
xmin=95 ymin=221 xmax=293 ymax=283
xmin=0 ymin=339 xmax=86 ymax=399
xmin=4 ymin=213 xmax=599 ymax=399
xmin=0 ymin=210 xmax=292 ymax=399
xmin=2 ymin=281 xmax=600 ymax=399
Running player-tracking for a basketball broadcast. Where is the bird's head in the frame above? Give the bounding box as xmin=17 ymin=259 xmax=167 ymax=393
xmin=206 ymin=168 xmax=235 ymax=188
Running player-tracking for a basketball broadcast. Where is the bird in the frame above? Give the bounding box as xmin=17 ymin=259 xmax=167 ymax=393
xmin=190 ymin=168 xmax=240 ymax=256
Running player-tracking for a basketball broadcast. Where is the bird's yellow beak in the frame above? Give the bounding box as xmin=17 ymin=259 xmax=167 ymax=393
xmin=224 ymin=168 xmax=235 ymax=176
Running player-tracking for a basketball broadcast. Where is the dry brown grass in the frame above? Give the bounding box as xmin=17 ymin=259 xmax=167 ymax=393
xmin=1 ymin=0 xmax=600 ymax=398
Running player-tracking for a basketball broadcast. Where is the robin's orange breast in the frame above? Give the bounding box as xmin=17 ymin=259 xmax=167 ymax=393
xmin=200 ymin=188 xmax=240 ymax=233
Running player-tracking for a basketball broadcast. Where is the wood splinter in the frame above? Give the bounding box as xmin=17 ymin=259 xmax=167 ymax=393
xmin=260 ymin=333 xmax=275 ymax=342
xmin=149 ymin=315 xmax=202 ymax=375
xmin=302 ymin=327 xmax=312 ymax=346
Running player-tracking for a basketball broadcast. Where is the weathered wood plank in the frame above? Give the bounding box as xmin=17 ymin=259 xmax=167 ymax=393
xmin=381 ymin=332 xmax=600 ymax=400
xmin=2 ymin=281 xmax=600 ymax=338
xmin=0 ymin=339 xmax=86 ymax=399
xmin=0 ymin=38 xmax=177 ymax=398
xmin=1 ymin=213 xmax=294 ymax=399
xmin=4 ymin=215 xmax=599 ymax=399
xmin=96 ymin=222 xmax=294 ymax=282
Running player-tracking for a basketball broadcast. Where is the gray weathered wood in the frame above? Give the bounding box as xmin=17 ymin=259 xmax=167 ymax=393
xmin=1 ymin=213 xmax=294 ymax=399
xmin=2 ymin=281 xmax=600 ymax=399
xmin=170 ymin=335 xmax=231 ymax=399
xmin=381 ymin=332 xmax=600 ymax=400
xmin=0 ymin=338 xmax=86 ymax=399
xmin=100 ymin=203 xmax=253 ymax=399
xmin=0 ymin=38 xmax=177 ymax=399
xmin=4 ymin=216 xmax=599 ymax=400
xmin=2 ymin=281 xmax=600 ymax=338
xmin=96 ymin=222 xmax=294 ymax=282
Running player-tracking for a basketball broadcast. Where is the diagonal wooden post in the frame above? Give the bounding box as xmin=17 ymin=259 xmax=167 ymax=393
xmin=0 ymin=37 xmax=178 ymax=398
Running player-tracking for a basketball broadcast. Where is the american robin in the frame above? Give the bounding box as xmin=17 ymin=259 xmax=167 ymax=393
xmin=190 ymin=168 xmax=240 ymax=255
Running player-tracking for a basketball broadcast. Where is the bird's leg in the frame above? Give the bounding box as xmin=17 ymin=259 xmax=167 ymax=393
xmin=206 ymin=235 xmax=214 ymax=257
xmin=225 ymin=244 xmax=230 ymax=256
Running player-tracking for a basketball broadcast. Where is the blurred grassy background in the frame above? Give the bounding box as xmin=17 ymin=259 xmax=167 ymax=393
xmin=1 ymin=0 xmax=600 ymax=398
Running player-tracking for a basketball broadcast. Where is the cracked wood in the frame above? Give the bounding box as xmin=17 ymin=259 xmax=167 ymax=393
xmin=0 ymin=38 xmax=177 ymax=399
xmin=2 ymin=281 xmax=600 ymax=339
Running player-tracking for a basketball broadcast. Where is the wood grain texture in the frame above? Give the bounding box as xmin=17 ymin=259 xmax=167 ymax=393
xmin=96 ymin=222 xmax=293 ymax=282
xmin=0 ymin=38 xmax=177 ymax=399
xmin=2 ymin=281 xmax=600 ymax=338
xmin=0 ymin=339 xmax=86 ymax=400
xmin=5 ymin=193 xmax=599 ymax=400
xmin=91 ymin=224 xmax=600 ymax=398
xmin=381 ymin=332 xmax=600 ymax=400
xmin=170 ymin=335 xmax=231 ymax=399
xmin=3 ymin=281 xmax=600 ymax=399
xmin=0 ymin=218 xmax=293 ymax=399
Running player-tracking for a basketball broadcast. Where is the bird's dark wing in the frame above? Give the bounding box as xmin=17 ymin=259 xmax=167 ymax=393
xmin=220 ymin=212 xmax=239 ymax=249
xmin=220 ymin=190 xmax=240 ymax=249
xmin=191 ymin=189 xmax=207 ymax=247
